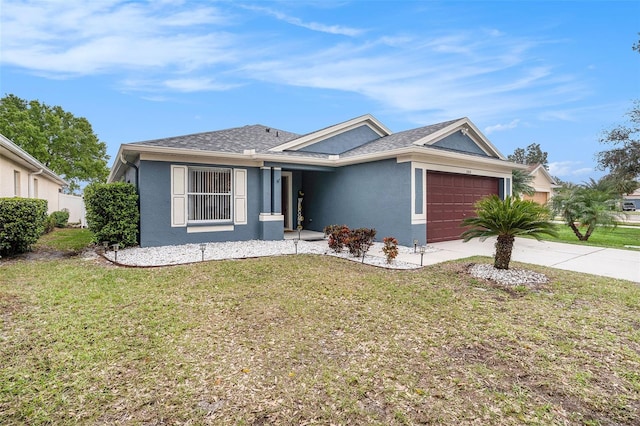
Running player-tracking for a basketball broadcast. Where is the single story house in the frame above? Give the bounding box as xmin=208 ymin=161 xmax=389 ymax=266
xmin=523 ymin=163 xmax=557 ymax=204
xmin=109 ymin=115 xmax=522 ymax=247
xmin=0 ymin=133 xmax=67 ymax=214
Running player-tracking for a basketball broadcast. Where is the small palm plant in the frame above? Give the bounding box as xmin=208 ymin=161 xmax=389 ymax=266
xmin=551 ymin=182 xmax=621 ymax=241
xmin=461 ymin=195 xmax=557 ymax=270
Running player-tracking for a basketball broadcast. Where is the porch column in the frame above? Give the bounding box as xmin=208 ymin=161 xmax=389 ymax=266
xmin=272 ymin=167 xmax=282 ymax=214
xmin=259 ymin=166 xmax=284 ymax=240
xmin=261 ymin=167 xmax=271 ymax=214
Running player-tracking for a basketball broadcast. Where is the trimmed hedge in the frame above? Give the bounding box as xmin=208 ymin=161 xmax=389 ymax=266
xmin=84 ymin=182 xmax=139 ymax=248
xmin=0 ymin=198 xmax=48 ymax=257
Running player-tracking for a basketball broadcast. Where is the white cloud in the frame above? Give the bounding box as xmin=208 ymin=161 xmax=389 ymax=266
xmin=0 ymin=0 xmax=586 ymax=123
xmin=163 ymin=78 xmax=241 ymax=92
xmin=548 ymin=161 xmax=593 ymax=177
xmin=242 ymin=30 xmax=582 ymax=124
xmin=484 ymin=119 xmax=521 ymax=134
xmin=1 ymin=0 xmax=236 ymax=76
xmin=241 ymin=5 xmax=364 ymax=36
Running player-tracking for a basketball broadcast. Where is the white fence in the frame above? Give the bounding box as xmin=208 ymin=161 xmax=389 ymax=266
xmin=58 ymin=193 xmax=86 ymax=227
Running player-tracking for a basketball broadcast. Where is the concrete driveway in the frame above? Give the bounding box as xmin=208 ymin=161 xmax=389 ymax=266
xmin=419 ymin=237 xmax=640 ymax=283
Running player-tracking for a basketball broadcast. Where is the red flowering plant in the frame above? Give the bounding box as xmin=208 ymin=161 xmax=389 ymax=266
xmin=345 ymin=228 xmax=377 ymax=258
xmin=323 ymin=224 xmax=350 ymax=253
xmin=382 ymin=237 xmax=399 ymax=264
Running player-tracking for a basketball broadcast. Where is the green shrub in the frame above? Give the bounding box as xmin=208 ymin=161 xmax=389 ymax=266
xmin=49 ymin=210 xmax=70 ymax=228
xmin=84 ymin=182 xmax=139 ymax=248
xmin=0 ymin=198 xmax=48 ymax=256
xmin=44 ymin=214 xmax=56 ymax=234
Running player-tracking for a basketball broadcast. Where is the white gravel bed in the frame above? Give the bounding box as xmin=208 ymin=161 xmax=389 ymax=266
xmin=102 ymin=240 xmax=547 ymax=284
xmin=469 ymin=263 xmax=548 ymax=286
xmin=103 ymin=240 xmax=424 ymax=269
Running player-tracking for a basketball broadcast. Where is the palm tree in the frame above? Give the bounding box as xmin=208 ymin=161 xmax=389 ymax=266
xmin=551 ymin=184 xmax=620 ymax=241
xmin=511 ymin=169 xmax=535 ymax=197
xmin=461 ymin=195 xmax=557 ymax=270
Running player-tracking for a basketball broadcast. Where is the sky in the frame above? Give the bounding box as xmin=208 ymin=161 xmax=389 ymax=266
xmin=1 ymin=0 xmax=639 ymax=184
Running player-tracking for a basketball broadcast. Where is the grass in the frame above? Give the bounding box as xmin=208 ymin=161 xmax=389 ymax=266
xmin=535 ymin=222 xmax=640 ymax=250
xmin=34 ymin=227 xmax=94 ymax=253
xmin=1 ymin=230 xmax=639 ymax=425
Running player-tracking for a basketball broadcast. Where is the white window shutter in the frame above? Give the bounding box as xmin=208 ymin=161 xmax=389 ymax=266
xmin=171 ymin=165 xmax=188 ymax=227
xmin=234 ymin=169 xmax=247 ymax=225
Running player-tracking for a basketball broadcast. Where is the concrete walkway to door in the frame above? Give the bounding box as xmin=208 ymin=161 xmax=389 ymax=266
xmin=412 ymin=237 xmax=640 ymax=283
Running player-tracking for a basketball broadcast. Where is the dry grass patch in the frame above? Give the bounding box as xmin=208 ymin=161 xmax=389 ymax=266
xmin=1 ymin=253 xmax=639 ymax=425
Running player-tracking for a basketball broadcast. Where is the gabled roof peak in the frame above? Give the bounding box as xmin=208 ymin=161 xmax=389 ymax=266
xmin=268 ymin=114 xmax=392 ymax=153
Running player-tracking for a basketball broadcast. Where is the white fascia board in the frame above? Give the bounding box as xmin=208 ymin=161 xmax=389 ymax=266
xmin=107 ymin=145 xmax=127 ymax=183
xmin=529 ymin=164 xmax=557 ymax=185
xmin=411 ymin=118 xmax=507 ymax=160
xmin=268 ymin=114 xmax=392 ymax=152
xmin=0 ymin=133 xmax=68 ymax=186
xmin=111 ymin=140 xmax=518 ymax=176
xmin=397 ymin=148 xmax=517 ymax=174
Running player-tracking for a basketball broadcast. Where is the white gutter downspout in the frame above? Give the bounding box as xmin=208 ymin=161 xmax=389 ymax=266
xmin=29 ymin=169 xmax=44 ymax=198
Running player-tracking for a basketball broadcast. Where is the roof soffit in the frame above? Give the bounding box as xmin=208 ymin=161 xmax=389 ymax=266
xmin=268 ymin=114 xmax=392 ymax=152
xmin=0 ymin=134 xmax=67 ymax=185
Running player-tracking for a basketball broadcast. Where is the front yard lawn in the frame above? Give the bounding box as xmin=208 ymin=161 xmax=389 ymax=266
xmin=538 ymin=223 xmax=640 ymax=250
xmin=1 ymin=249 xmax=639 ymax=424
xmin=34 ymin=227 xmax=94 ymax=253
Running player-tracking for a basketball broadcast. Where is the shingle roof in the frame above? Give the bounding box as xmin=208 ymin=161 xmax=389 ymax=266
xmin=127 ymin=117 xmax=475 ymax=160
xmin=131 ymin=125 xmax=300 ymax=154
xmin=340 ymin=119 xmax=460 ymax=157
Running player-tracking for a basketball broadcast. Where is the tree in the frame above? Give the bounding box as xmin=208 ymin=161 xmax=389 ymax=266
xmin=461 ymin=195 xmax=557 ymax=270
xmin=508 ymin=143 xmax=548 ymax=169
xmin=508 ymin=147 xmax=526 ymax=164
xmin=511 ymin=169 xmax=535 ymax=197
xmin=551 ymin=181 xmax=621 ymax=242
xmin=596 ymin=101 xmax=640 ymax=181
xmin=0 ymin=94 xmax=110 ymax=193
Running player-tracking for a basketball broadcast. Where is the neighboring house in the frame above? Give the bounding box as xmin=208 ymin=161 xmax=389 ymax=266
xmin=109 ymin=115 xmax=520 ymax=247
xmin=0 ymin=133 xmax=67 ymax=214
xmin=623 ymin=188 xmax=640 ymax=210
xmin=522 ymin=163 xmax=557 ymax=204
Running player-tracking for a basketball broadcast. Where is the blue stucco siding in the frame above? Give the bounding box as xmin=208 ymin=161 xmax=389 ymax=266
xmin=298 ymin=125 xmax=380 ymax=155
xmin=138 ymin=160 xmax=262 ymax=247
xmin=302 ymin=159 xmax=415 ymax=245
xmin=433 ymin=132 xmax=488 ymax=156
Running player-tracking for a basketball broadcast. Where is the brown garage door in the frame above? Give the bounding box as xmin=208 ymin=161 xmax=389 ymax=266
xmin=426 ymin=171 xmax=499 ymax=243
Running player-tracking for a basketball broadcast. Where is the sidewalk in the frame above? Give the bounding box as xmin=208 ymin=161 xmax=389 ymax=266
xmin=385 ymin=238 xmax=640 ymax=283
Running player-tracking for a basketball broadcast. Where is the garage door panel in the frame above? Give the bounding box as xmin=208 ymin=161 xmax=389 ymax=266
xmin=427 ymin=171 xmax=499 ymax=243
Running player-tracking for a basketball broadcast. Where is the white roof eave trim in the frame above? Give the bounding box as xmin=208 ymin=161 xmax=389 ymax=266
xmin=268 ymin=114 xmax=392 ymax=152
